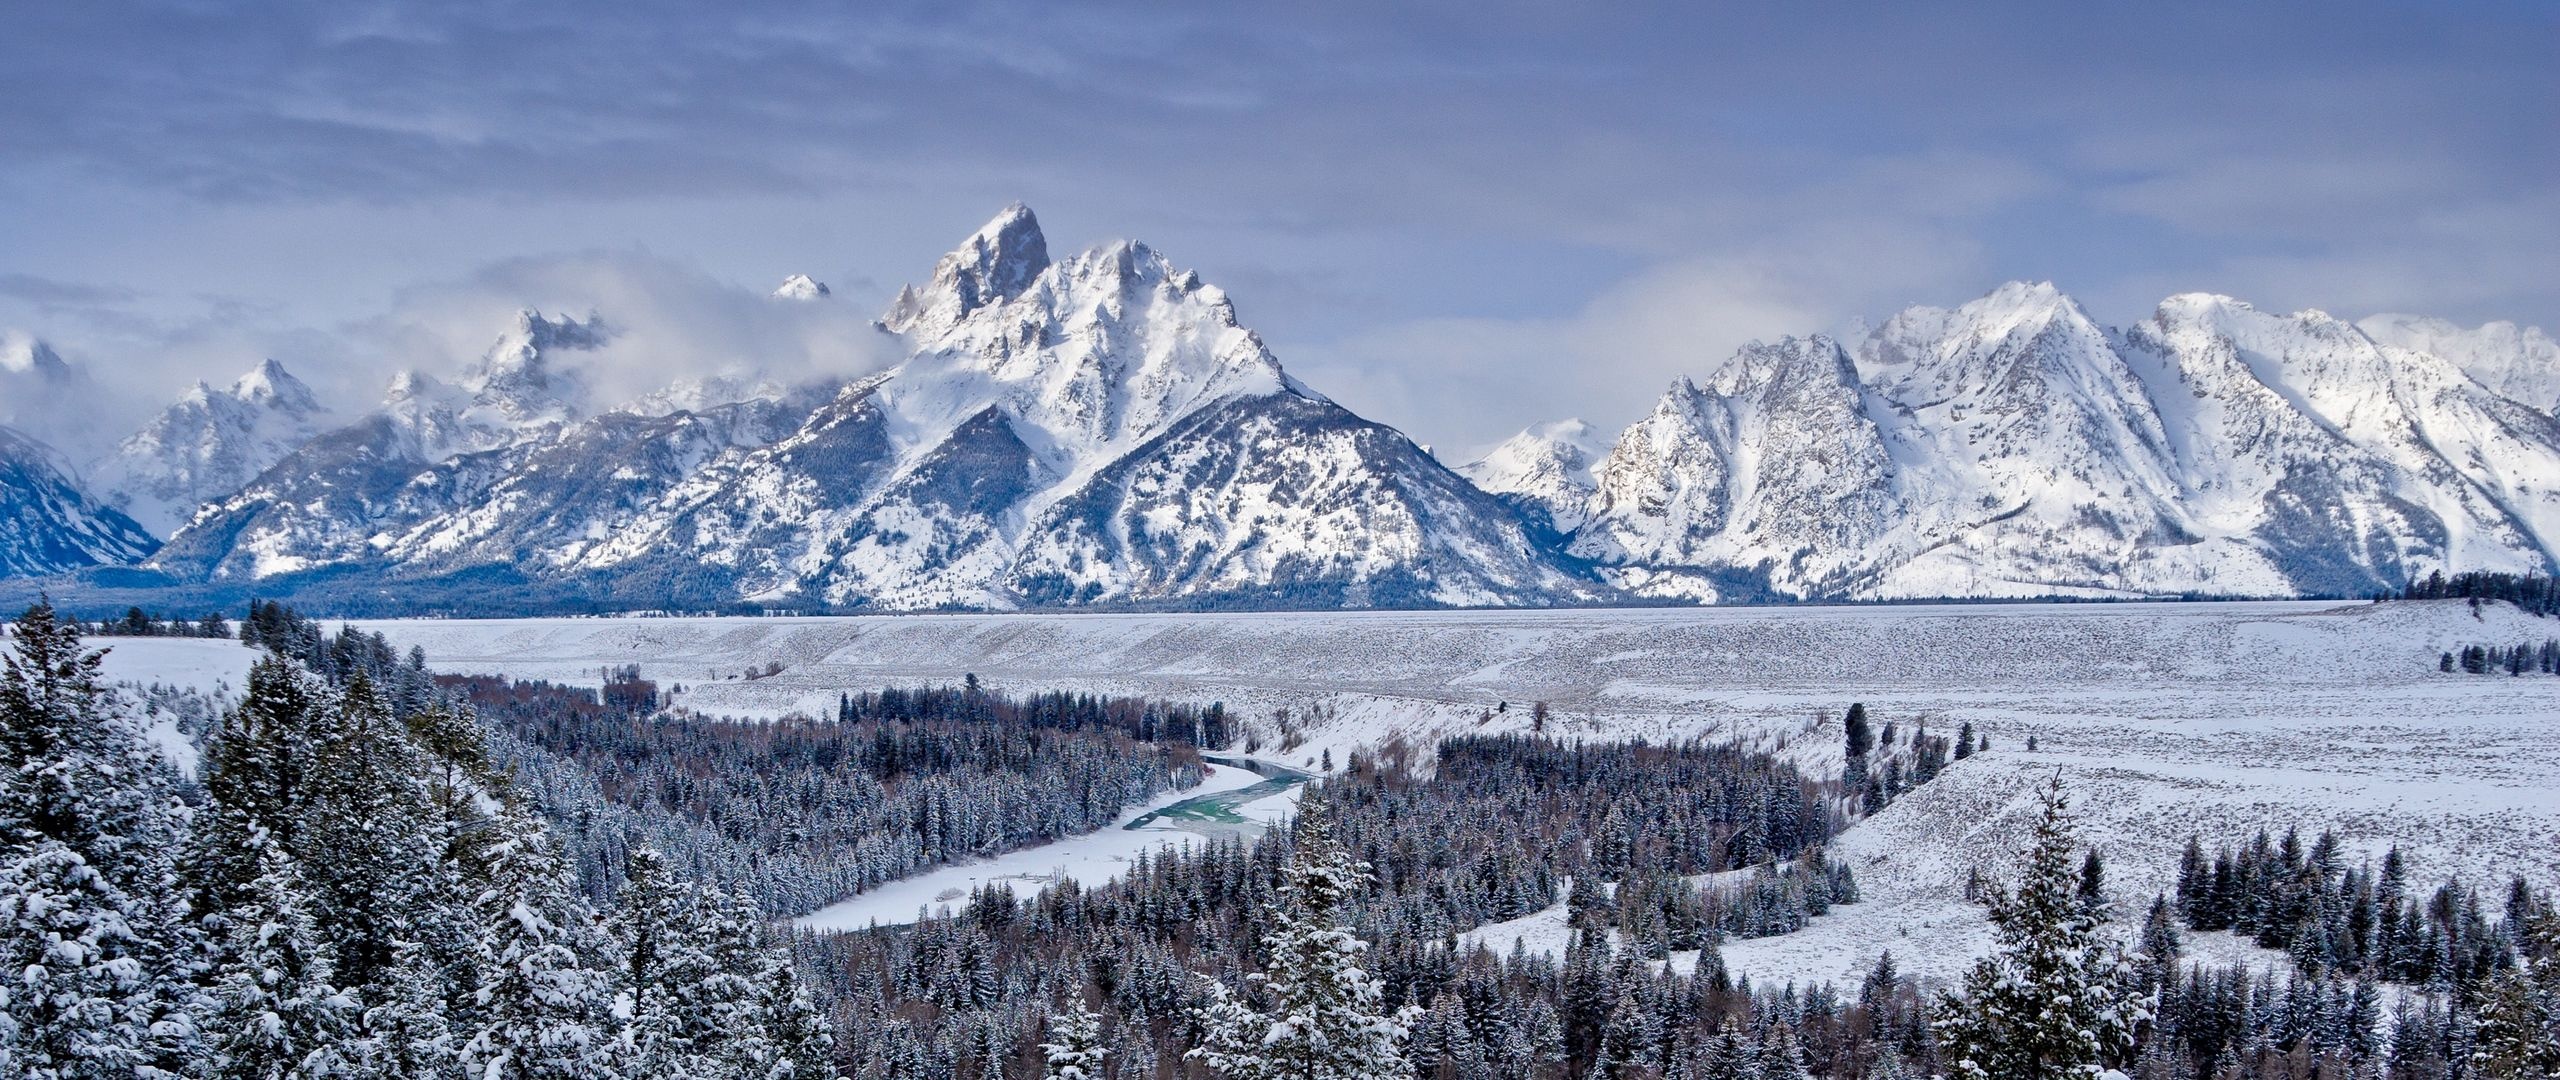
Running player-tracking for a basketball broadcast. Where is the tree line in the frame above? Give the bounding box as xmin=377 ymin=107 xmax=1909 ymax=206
xmin=2439 ymin=639 xmax=2560 ymax=675
xmin=69 ymin=605 xmax=234 ymax=639
xmin=2396 ymin=570 xmax=2560 ymax=618
xmin=457 ymin=674 xmax=1215 ymax=917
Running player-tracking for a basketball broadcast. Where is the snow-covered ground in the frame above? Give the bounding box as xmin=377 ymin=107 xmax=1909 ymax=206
xmin=93 ymin=636 xmax=255 ymax=773
xmin=95 ymin=636 xmax=255 ymax=699
xmin=323 ymin=600 xmax=2560 ymax=986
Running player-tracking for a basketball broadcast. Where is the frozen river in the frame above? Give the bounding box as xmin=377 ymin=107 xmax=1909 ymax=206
xmin=795 ymin=754 xmax=1309 ymax=931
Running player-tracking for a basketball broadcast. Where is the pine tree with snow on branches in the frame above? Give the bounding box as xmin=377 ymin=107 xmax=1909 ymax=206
xmin=1189 ymin=803 xmax=1422 ymax=1080
xmin=1933 ymin=774 xmax=2151 ymax=1080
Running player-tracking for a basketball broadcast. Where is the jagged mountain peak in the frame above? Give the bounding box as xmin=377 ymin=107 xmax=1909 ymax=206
xmin=458 ymin=309 xmax=606 ymax=425
xmin=0 ymin=332 xmax=110 ymax=461
xmin=1951 ymin=280 xmax=2103 ymax=343
xmin=349 ymin=309 xmax=611 ymax=467
xmin=884 ymin=204 xmax=1053 ymax=335
xmin=772 ymin=274 xmax=831 ymax=301
xmin=481 ymin=310 xmax=606 ymax=382
xmin=1707 ymin=334 xmax=1858 ymax=394
xmin=880 ymin=216 xmax=1292 ymax=463
xmin=91 ymin=357 xmax=335 ymax=536
xmin=383 ymin=367 xmax=442 ymax=403
xmin=1859 ymin=280 xmax=2141 ymax=419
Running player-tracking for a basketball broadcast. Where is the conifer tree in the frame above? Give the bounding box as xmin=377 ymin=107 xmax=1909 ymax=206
xmin=2138 ymin=895 xmax=2182 ymax=985
xmin=1040 ymin=1000 xmax=1109 ymax=1080
xmin=0 ymin=599 xmax=187 ymax=1077
xmin=358 ymin=938 xmax=463 ymax=1080
xmin=1189 ymin=804 xmax=1421 ymax=1080
xmin=751 ymin=944 xmax=834 ymax=1080
xmin=463 ymin=808 xmax=613 ymax=1080
xmin=204 ymin=829 xmax=356 ymax=1080
xmin=2470 ymin=904 xmax=2560 ymax=1078
xmin=1934 ymin=776 xmax=2150 ymax=1079
xmin=188 ymin=657 xmax=328 ymax=928
xmin=300 ymin=675 xmax=435 ymax=991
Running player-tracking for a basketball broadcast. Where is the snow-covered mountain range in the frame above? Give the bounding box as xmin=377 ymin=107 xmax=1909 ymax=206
xmin=1486 ymin=282 xmax=2560 ymax=602
xmin=128 ymin=206 xmax=1594 ymax=611
xmin=3 ymin=209 xmax=2555 ymax=611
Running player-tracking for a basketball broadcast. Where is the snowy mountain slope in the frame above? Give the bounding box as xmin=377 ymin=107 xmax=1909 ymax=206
xmin=1560 ymin=283 xmax=2560 ymax=601
xmin=1014 ymin=391 xmax=1600 ymax=608
xmin=1577 ymin=336 xmax=1899 ymax=599
xmin=1459 ymin=418 xmax=1606 ymax=533
xmin=143 ymin=206 xmax=1598 ymax=611
xmin=0 ymin=425 xmax=158 ymax=578
xmin=90 ymin=359 xmax=332 ymax=536
xmin=2131 ymin=295 xmax=2557 ymax=590
xmin=368 ymin=394 xmax=812 ymax=577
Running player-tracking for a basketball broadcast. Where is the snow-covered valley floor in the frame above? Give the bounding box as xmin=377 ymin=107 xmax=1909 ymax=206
xmin=311 ymin=600 xmax=2560 ymax=989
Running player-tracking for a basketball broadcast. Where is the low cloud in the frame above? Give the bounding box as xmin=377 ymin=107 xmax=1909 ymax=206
xmin=348 ymin=251 xmax=902 ymax=411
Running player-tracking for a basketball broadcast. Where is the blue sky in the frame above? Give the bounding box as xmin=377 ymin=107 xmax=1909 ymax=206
xmin=3 ymin=1 xmax=2552 ymax=454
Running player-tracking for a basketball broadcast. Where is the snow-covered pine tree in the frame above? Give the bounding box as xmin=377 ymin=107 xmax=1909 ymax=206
xmin=750 ymin=941 xmax=834 ymax=1080
xmin=2470 ymin=902 xmax=2559 ymax=1078
xmin=606 ymin=847 xmax=695 ymax=1073
xmin=1933 ymin=774 xmax=2150 ymax=1079
xmin=1756 ymin=1023 xmax=1812 ymax=1080
xmin=463 ymin=807 xmax=615 ymax=1080
xmin=300 ymin=674 xmax=437 ymax=992
xmin=203 ymin=827 xmax=357 ymax=1080
xmin=1040 ymin=999 xmax=1108 ymax=1080
xmin=1189 ymin=803 xmax=1422 ymax=1080
xmin=358 ymin=938 xmax=463 ymax=1079
xmin=187 ymin=656 xmax=329 ymax=931
xmin=0 ymin=599 xmax=191 ymax=1077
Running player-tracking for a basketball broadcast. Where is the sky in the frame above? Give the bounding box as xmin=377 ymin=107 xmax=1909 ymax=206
xmin=2 ymin=0 xmax=2553 ymax=459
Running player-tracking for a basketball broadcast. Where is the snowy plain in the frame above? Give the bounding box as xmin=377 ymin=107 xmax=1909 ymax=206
xmin=321 ymin=599 xmax=2560 ymax=990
